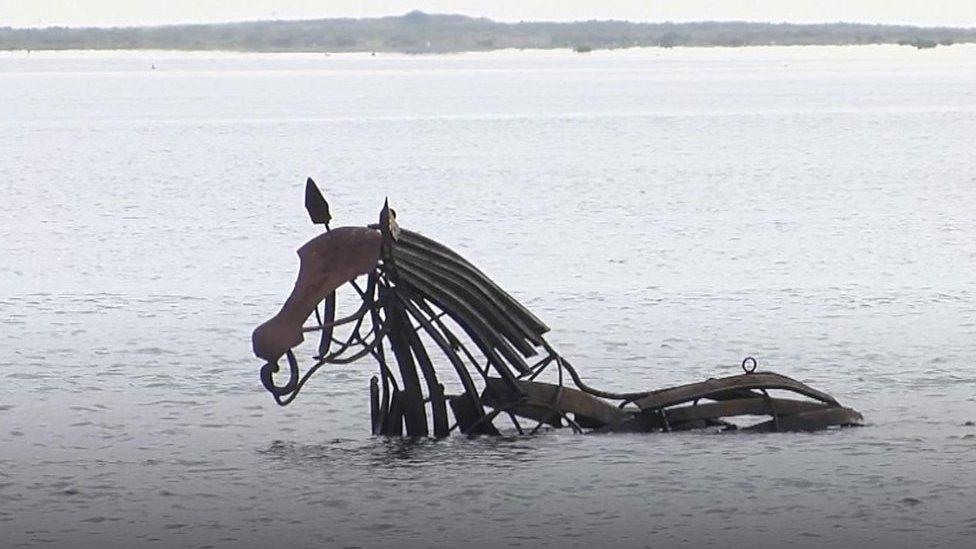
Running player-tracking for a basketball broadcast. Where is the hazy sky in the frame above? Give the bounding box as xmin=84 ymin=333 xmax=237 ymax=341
xmin=3 ymin=0 xmax=976 ymax=28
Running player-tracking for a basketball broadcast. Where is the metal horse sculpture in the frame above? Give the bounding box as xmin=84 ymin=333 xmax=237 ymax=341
xmin=253 ymin=180 xmax=863 ymax=436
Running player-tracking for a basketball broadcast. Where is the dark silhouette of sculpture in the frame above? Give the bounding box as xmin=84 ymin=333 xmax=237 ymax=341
xmin=253 ymin=179 xmax=863 ymax=436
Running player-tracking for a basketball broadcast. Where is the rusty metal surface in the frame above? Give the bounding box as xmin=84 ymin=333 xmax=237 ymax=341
xmin=252 ymin=226 xmax=381 ymax=362
xmin=745 ymin=407 xmax=865 ymax=432
xmin=252 ymin=180 xmax=864 ymax=435
xmin=633 ymin=372 xmax=840 ymax=410
xmin=481 ymin=378 xmax=630 ymax=428
xmin=659 ymin=397 xmax=831 ymax=423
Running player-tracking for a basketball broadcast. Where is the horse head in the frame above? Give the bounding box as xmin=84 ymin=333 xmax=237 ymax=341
xmin=251 ymin=226 xmax=381 ymax=363
xmin=249 ymin=178 xmax=555 ymax=425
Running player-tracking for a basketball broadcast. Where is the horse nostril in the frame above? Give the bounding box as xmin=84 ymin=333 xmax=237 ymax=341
xmin=252 ymin=318 xmax=305 ymax=362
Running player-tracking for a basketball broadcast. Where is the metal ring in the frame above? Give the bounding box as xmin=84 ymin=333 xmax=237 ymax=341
xmin=742 ymin=356 xmax=757 ymax=374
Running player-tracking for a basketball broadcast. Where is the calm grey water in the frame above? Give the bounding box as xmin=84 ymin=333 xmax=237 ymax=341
xmin=2 ymin=46 xmax=976 ymax=549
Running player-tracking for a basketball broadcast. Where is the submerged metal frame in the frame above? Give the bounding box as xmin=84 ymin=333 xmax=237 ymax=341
xmin=254 ymin=180 xmax=864 ymax=436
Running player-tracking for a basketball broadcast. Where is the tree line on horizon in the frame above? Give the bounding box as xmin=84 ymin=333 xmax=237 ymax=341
xmin=2 ymin=11 xmax=974 ymax=53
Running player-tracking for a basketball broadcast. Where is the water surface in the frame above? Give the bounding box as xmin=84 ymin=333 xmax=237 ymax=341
xmin=2 ymin=46 xmax=976 ymax=548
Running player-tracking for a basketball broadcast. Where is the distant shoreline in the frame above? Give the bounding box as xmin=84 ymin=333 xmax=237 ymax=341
xmin=4 ymin=43 xmax=975 ymax=58
xmin=3 ymin=11 xmax=974 ymax=54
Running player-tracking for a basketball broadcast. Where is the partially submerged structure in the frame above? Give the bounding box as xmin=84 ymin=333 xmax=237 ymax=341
xmin=252 ymin=180 xmax=863 ymax=436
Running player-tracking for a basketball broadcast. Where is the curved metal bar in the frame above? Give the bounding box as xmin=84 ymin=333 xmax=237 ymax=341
xmin=320 ymin=312 xmax=373 ymax=361
xmin=322 ymin=330 xmax=385 ymax=365
xmin=552 ymin=352 xmax=651 ymax=401
xmin=401 ymin=291 xmax=492 ymax=383
xmin=402 ymin=293 xmax=527 ymax=416
xmin=465 ymin=407 xmax=507 ymax=435
xmin=265 ymin=352 xmax=327 ymax=407
xmin=397 ymin=291 xmax=490 ymax=425
xmin=525 ymin=354 xmax=555 ymax=381
xmin=314 ymin=275 xmax=379 ymax=361
xmin=260 ymin=349 xmax=301 ymax=398
xmin=300 ymin=296 xmax=372 ymax=333
xmin=367 ymin=342 xmax=400 ymax=394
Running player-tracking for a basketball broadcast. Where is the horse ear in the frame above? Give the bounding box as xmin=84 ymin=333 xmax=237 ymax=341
xmin=304 ymin=177 xmax=331 ymax=227
xmin=379 ymin=197 xmax=399 ymax=241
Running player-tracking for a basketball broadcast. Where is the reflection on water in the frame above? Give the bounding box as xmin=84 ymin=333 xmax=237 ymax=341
xmin=2 ymin=46 xmax=976 ymax=548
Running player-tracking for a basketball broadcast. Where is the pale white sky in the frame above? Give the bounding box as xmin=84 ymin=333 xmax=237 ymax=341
xmin=2 ymin=0 xmax=975 ymax=28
